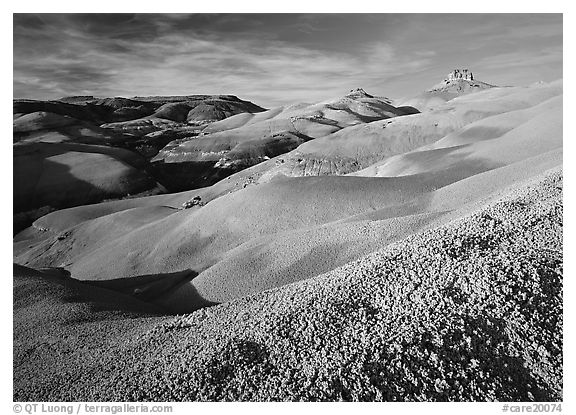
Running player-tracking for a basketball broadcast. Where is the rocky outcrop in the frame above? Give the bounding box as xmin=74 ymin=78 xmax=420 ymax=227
xmin=182 ymin=196 xmax=204 ymax=209
xmin=346 ymin=88 xmax=375 ymax=99
xmin=400 ymin=69 xmax=496 ymax=111
xmin=446 ymin=68 xmax=474 ymax=81
xmin=429 ymin=69 xmax=494 ymax=93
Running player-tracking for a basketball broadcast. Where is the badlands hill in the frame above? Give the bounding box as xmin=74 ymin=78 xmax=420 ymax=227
xmin=13 ymin=94 xmax=265 ymax=232
xmin=400 ymin=69 xmax=496 ymax=111
xmin=150 ymin=88 xmax=417 ymax=190
xmin=13 ymin=72 xmax=563 ymax=401
xmin=13 ymin=90 xmax=416 ymax=223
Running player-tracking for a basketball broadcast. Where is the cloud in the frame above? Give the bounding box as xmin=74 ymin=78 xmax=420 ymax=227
xmin=13 ymin=16 xmax=434 ymax=106
xmin=13 ymin=14 xmax=563 ymax=106
xmin=108 ymin=37 xmax=433 ymax=105
xmin=473 ymin=46 xmax=562 ymax=71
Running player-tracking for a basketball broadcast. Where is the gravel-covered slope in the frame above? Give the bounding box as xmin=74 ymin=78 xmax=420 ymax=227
xmin=14 ymin=168 xmax=562 ymax=401
xmin=12 ymin=265 xmax=169 ymax=401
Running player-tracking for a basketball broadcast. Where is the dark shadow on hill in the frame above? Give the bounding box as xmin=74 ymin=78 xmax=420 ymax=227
xmin=13 ymin=144 xmax=160 ymax=233
xmin=14 ymin=121 xmax=127 ymax=145
xmin=13 ymin=157 xmax=101 ymax=233
xmin=87 ymin=269 xmax=200 ymax=304
xmin=13 ymin=157 xmax=108 ymax=211
xmin=84 ymin=268 xmax=218 ymax=314
xmin=151 ymin=159 xmax=239 ymax=191
xmin=323 ymin=101 xmax=420 ymax=123
xmin=395 ymin=106 xmax=421 ymax=115
xmin=13 ymin=264 xmax=166 ymax=317
xmin=152 ymin=131 xmax=313 ymax=192
xmin=14 ymin=264 xmax=216 ymax=316
xmin=13 ymin=99 xmax=158 ymax=124
xmin=323 ymin=103 xmax=394 ymax=124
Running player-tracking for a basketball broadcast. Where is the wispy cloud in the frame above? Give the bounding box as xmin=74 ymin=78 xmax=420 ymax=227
xmin=13 ymin=14 xmax=562 ymax=107
xmin=473 ymin=46 xmax=562 ymax=70
xmin=13 ymin=17 xmax=433 ymax=106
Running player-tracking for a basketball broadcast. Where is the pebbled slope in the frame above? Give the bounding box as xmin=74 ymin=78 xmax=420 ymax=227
xmin=13 ymin=168 xmax=563 ymax=401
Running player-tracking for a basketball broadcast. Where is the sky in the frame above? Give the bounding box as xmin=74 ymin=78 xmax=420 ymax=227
xmin=13 ymin=13 xmax=563 ymax=107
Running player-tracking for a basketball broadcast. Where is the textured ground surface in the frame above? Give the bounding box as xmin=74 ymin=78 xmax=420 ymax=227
xmin=13 ymin=168 xmax=563 ymax=401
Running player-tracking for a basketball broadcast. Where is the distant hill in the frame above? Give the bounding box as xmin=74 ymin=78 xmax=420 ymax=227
xmin=12 ymin=94 xmax=266 ymax=231
xmin=151 ymin=88 xmax=417 ymax=190
xmin=399 ymin=69 xmax=496 ymax=111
